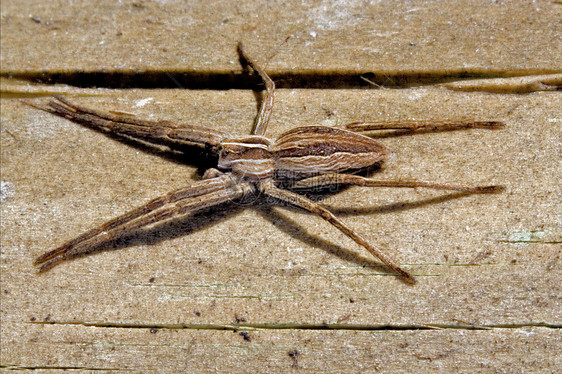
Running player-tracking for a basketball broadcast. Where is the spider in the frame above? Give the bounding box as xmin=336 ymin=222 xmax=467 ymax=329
xmin=28 ymin=43 xmax=503 ymax=284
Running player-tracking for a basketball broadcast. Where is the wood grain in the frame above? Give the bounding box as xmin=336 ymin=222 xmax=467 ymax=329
xmin=1 ymin=0 xmax=561 ymax=74
xmin=1 ymin=0 xmax=560 ymax=372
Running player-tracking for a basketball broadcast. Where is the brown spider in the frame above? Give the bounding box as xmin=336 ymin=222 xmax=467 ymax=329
xmin=28 ymin=43 xmax=504 ymax=284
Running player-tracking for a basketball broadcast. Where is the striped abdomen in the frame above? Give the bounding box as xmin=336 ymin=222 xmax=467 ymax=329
xmin=272 ymin=126 xmax=388 ymax=179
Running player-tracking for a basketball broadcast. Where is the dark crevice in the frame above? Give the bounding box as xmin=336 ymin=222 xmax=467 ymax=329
xmin=3 ymin=69 xmax=558 ymax=90
xmin=0 ymin=366 xmax=123 ymax=371
xmin=31 ymin=320 xmax=561 ymax=331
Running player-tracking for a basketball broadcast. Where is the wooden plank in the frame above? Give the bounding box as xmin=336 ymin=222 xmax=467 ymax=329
xmin=1 ymin=0 xmax=561 ymax=74
xmin=1 ymin=87 xmax=560 ymax=371
xmin=1 ymin=0 xmax=560 ymax=372
xmin=3 ymin=323 xmax=560 ymax=372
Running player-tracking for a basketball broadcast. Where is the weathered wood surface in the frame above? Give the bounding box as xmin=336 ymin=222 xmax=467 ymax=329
xmin=1 ymin=0 xmax=560 ymax=372
xmin=1 ymin=0 xmax=561 ymax=74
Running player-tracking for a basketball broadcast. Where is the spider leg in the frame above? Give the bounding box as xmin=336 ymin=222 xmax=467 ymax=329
xmin=26 ymin=95 xmax=227 ymax=148
xmin=35 ymin=175 xmax=248 ymax=271
xmin=237 ymin=42 xmax=275 ymax=136
xmin=344 ymin=120 xmax=504 ymax=132
xmin=202 ymin=168 xmax=226 ymax=179
xmin=261 ymin=182 xmax=416 ymax=284
xmin=289 ymin=173 xmax=504 ymax=193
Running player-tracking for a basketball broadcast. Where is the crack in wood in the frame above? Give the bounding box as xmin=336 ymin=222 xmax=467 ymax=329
xmin=2 ymin=70 xmax=560 ymax=90
xmin=29 ymin=320 xmax=561 ymax=331
xmin=0 ymin=365 xmax=124 ymax=371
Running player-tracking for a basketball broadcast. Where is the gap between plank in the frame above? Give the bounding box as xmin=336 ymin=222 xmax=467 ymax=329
xmin=2 ymin=69 xmax=559 ymax=90
xmin=30 ymin=320 xmax=561 ymax=331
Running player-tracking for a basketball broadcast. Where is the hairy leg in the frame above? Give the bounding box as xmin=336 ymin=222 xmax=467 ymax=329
xmin=289 ymin=173 xmax=504 ymax=193
xmin=344 ymin=120 xmax=504 ymax=132
xmin=25 ymin=95 xmax=226 ymax=148
xmin=262 ymin=182 xmax=416 ymax=284
xmin=35 ymin=175 xmax=243 ymax=271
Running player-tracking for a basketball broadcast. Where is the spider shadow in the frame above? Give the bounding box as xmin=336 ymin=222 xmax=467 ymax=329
xmin=351 ymin=126 xmax=496 ymax=140
xmin=251 ymin=189 xmax=483 ymax=279
xmin=50 ymin=188 xmax=485 ymax=280
xmin=253 ymin=205 xmax=389 ymax=273
xmin=86 ymin=128 xmax=219 ymax=177
xmin=55 ymin=201 xmax=245 ymax=268
xmin=325 ymin=190 xmax=484 ymax=216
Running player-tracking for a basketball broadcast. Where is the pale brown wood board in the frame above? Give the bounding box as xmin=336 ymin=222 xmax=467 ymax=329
xmin=1 ymin=0 xmax=561 ymax=372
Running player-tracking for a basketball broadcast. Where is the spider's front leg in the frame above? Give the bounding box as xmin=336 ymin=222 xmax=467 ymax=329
xmin=237 ymin=42 xmax=275 ymax=136
xmin=35 ymin=175 xmax=250 ymax=271
xmin=25 ymin=95 xmax=228 ymax=151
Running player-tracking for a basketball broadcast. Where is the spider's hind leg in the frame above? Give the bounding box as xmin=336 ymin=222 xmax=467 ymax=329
xmin=344 ymin=120 xmax=504 ymax=133
xmin=261 ymin=181 xmax=416 ymax=284
xmin=289 ymin=173 xmax=504 ymax=194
